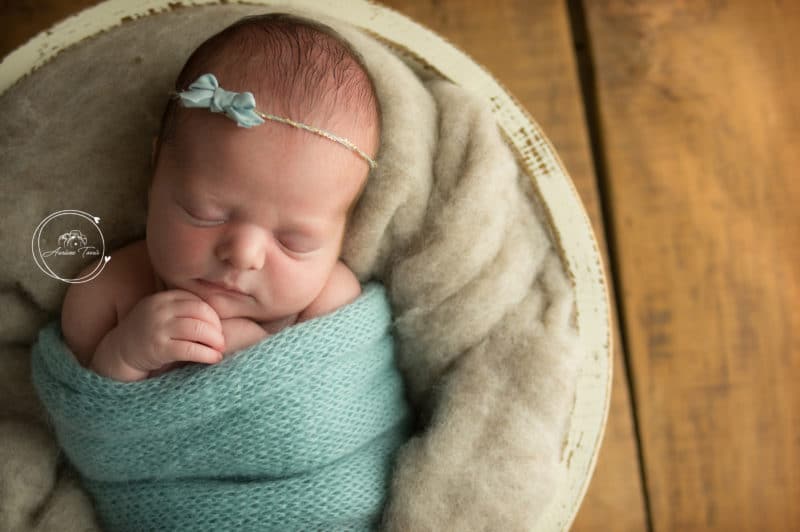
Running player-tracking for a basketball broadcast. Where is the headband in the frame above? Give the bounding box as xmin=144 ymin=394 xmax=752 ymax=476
xmin=173 ymin=73 xmax=377 ymax=170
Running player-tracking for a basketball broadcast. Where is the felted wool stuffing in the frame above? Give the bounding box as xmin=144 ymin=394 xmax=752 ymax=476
xmin=0 ymin=4 xmax=581 ymax=531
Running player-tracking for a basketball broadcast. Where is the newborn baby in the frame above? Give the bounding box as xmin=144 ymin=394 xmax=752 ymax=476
xmin=61 ymin=13 xmax=379 ymax=382
xmin=33 ymin=13 xmax=410 ymax=530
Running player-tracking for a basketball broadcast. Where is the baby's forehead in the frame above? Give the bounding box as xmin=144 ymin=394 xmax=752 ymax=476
xmin=167 ymin=132 xmax=367 ymax=204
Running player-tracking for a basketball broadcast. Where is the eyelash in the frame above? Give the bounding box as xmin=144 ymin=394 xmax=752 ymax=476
xmin=277 ymin=238 xmax=317 ymax=255
xmin=182 ymin=206 xmax=226 ymax=226
xmin=182 ymin=206 xmax=317 ymax=254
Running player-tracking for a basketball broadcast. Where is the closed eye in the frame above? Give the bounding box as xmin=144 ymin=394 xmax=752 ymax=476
xmin=276 ymin=235 xmax=321 ymax=255
xmin=181 ymin=205 xmax=226 ymax=226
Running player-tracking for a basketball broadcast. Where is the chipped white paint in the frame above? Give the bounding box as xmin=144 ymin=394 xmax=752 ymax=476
xmin=0 ymin=1 xmax=612 ymax=529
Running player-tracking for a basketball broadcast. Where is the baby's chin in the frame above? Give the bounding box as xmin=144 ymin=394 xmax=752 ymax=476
xmin=160 ymin=277 xmax=297 ymax=322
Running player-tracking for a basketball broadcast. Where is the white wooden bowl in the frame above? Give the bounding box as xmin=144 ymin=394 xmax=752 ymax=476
xmin=0 ymin=1 xmax=612 ymax=529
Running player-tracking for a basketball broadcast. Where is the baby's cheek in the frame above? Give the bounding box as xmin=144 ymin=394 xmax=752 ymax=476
xmin=274 ymin=260 xmax=328 ymax=310
xmin=168 ymin=226 xmax=214 ymax=271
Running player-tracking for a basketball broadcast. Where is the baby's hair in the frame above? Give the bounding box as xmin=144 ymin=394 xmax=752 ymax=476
xmin=153 ymin=12 xmax=380 ymax=165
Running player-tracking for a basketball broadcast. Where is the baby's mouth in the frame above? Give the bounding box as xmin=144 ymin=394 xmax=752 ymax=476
xmin=195 ymin=278 xmax=250 ymax=297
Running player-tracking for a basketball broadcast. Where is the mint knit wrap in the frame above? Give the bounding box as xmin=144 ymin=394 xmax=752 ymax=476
xmin=30 ymin=283 xmax=411 ymax=531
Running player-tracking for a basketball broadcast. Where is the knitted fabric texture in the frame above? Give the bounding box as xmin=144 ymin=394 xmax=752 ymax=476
xmin=30 ymin=283 xmax=411 ymax=531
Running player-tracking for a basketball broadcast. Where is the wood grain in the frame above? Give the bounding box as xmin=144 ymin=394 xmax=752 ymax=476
xmin=584 ymin=1 xmax=800 ymax=530
xmin=0 ymin=0 xmax=104 ymax=60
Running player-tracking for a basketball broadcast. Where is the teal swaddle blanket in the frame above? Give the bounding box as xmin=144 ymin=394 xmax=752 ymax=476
xmin=31 ymin=283 xmax=411 ymax=531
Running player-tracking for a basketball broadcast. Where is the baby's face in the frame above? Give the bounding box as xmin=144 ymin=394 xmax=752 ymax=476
xmin=146 ymin=109 xmax=374 ymax=322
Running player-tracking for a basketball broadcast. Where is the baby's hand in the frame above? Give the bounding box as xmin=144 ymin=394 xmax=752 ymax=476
xmin=91 ymin=289 xmax=225 ymax=382
xmin=219 ymin=317 xmax=269 ymax=356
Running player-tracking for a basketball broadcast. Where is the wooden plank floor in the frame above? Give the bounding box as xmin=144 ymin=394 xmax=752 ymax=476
xmin=583 ymin=1 xmax=800 ymax=530
xmin=3 ymin=1 xmax=797 ymax=530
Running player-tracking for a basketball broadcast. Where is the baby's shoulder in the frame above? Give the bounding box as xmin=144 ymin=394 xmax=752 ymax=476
xmin=66 ymin=239 xmax=157 ymax=324
xmin=60 ymin=239 xmax=155 ymax=365
xmin=298 ymin=261 xmax=361 ymax=322
xmin=103 ymin=240 xmax=159 ymax=317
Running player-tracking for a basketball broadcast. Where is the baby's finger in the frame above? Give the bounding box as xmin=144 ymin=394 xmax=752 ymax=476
xmin=166 ymin=339 xmax=223 ymax=366
xmin=169 ymin=299 xmax=223 ymax=330
xmin=169 ymin=317 xmax=226 ymax=352
xmin=159 ymin=288 xmax=208 ymax=305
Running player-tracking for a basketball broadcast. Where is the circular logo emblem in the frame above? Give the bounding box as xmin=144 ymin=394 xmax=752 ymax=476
xmin=32 ymin=210 xmax=111 ymax=283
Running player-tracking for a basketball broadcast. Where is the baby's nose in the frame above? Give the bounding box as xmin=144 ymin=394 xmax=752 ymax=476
xmin=215 ymin=224 xmax=266 ymax=271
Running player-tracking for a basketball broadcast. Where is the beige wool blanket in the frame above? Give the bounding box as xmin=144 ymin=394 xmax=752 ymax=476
xmin=0 ymin=5 xmax=581 ymax=531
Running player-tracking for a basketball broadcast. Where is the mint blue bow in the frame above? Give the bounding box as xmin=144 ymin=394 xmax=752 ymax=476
xmin=176 ymin=73 xmax=265 ymax=128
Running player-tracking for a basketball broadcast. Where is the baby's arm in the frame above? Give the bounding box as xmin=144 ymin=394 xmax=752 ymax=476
xmin=297 ymin=261 xmax=361 ymax=323
xmin=62 ymin=255 xmax=226 ymax=382
xmin=61 ymin=260 xmax=119 ymax=369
